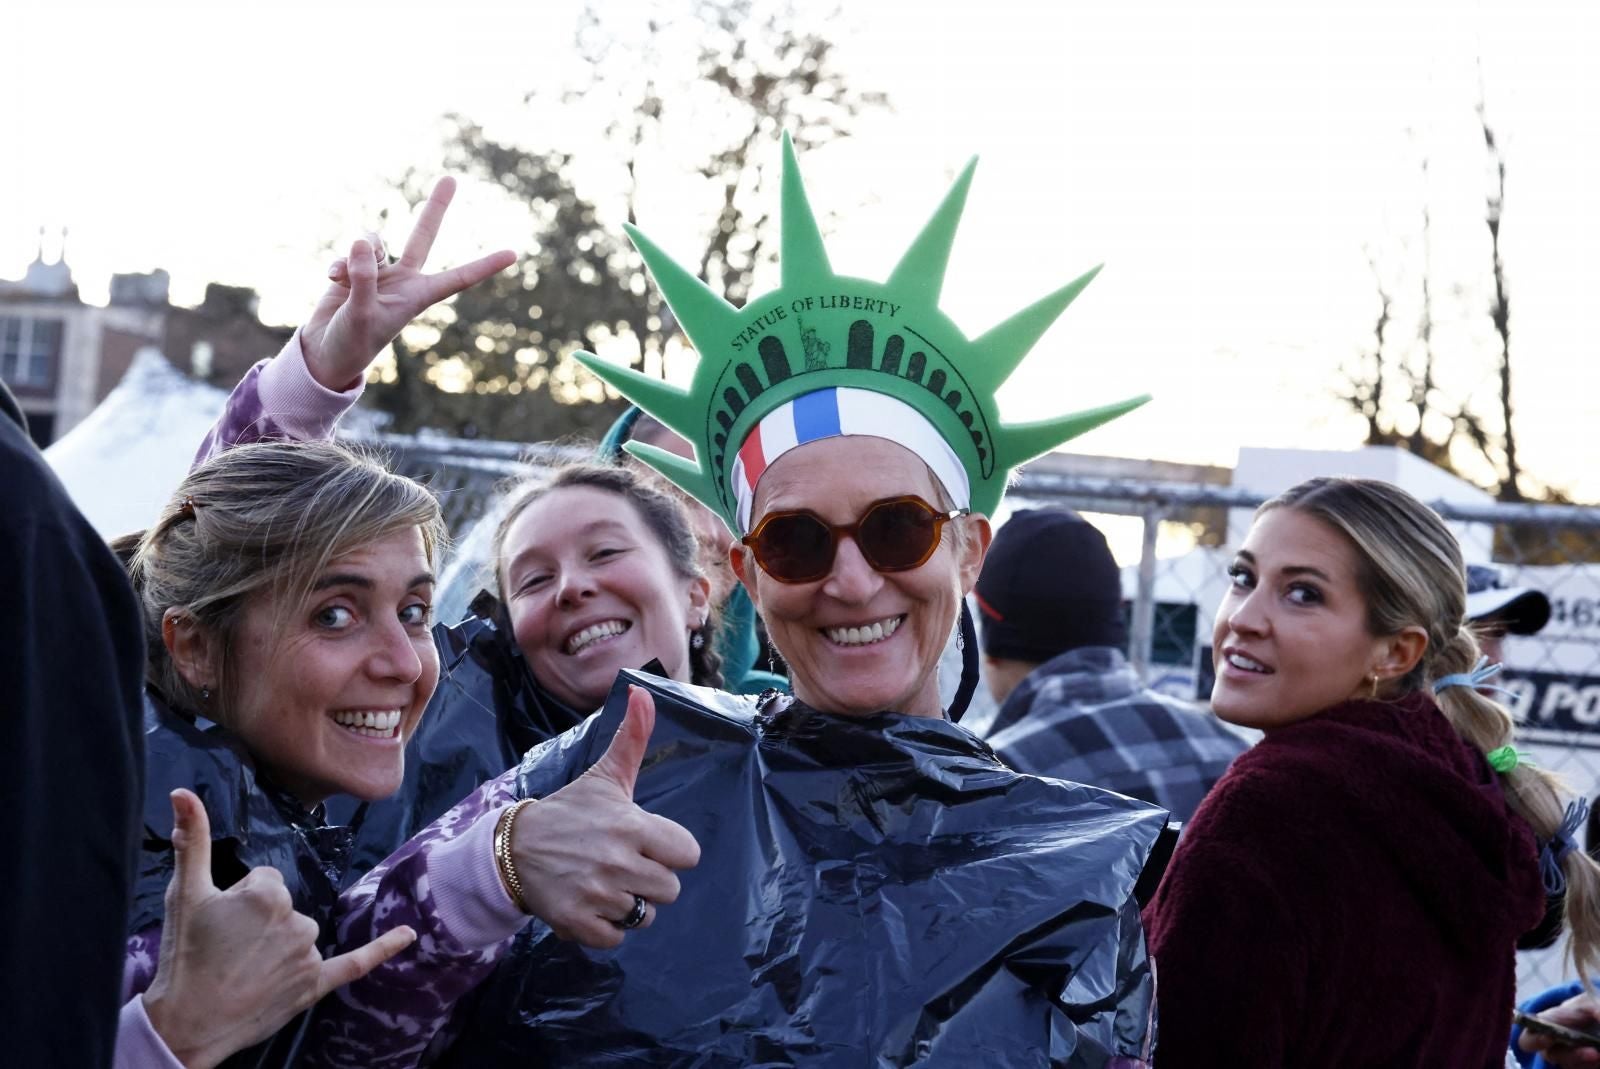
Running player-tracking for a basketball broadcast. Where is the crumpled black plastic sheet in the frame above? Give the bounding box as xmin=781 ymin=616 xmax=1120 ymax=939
xmin=134 ymin=694 xmax=353 ymax=934
xmin=325 ymin=610 xmax=586 ymax=881
xmin=134 ymin=694 xmax=355 ymax=1069
xmin=439 ymin=670 xmax=1166 ymax=1067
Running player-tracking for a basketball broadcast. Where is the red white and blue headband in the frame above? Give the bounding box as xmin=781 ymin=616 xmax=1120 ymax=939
xmin=731 ymin=387 xmax=969 ymax=533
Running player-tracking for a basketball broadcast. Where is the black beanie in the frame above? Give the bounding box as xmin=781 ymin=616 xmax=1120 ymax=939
xmin=975 ymin=508 xmax=1126 ymax=662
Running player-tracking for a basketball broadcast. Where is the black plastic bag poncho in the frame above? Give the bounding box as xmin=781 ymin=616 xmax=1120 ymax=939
xmin=133 ymin=694 xmax=356 ymax=1069
xmin=439 ymin=670 xmax=1165 ymax=1067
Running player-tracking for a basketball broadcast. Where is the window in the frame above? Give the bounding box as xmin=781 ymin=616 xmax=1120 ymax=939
xmin=27 ymin=320 xmax=61 ymax=385
xmin=0 ymin=315 xmax=63 ymax=392
xmin=0 ymin=317 xmax=21 ymax=380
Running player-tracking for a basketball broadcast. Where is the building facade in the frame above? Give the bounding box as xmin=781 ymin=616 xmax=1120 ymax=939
xmin=0 ymin=245 xmax=291 ymax=448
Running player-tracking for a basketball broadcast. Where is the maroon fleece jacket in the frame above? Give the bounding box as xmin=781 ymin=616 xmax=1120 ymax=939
xmin=1144 ymin=692 xmax=1545 ymax=1068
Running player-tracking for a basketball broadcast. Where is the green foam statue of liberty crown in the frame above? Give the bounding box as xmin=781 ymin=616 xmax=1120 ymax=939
xmin=575 ymin=133 xmax=1150 ymax=533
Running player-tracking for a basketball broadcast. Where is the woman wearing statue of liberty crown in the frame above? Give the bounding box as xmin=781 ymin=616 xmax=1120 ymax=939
xmin=305 ymin=136 xmax=1164 ymax=1068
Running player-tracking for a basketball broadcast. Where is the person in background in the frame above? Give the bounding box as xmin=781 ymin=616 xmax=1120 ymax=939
xmin=973 ymin=507 xmax=1245 ymax=821
xmin=1 ymin=379 xmax=145 ymax=1068
xmin=1472 ymin=570 xmax=1599 ymax=1069
xmin=1466 ymin=562 xmax=1552 ymax=667
xmin=599 ymin=406 xmax=788 ymax=694
xmin=1145 ymin=476 xmax=1596 ymax=1068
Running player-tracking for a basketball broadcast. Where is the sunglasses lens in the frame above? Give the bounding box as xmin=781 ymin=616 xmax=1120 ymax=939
xmin=754 ymin=512 xmax=835 ymax=581
xmin=858 ymin=499 xmax=940 ymax=570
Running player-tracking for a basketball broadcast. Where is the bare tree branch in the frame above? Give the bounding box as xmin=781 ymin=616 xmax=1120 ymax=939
xmin=1478 ymin=83 xmax=1521 ymax=500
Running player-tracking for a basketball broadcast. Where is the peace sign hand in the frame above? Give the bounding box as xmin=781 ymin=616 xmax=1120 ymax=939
xmin=300 ymin=176 xmax=516 ymax=391
xmin=141 ymin=789 xmax=417 ymax=1069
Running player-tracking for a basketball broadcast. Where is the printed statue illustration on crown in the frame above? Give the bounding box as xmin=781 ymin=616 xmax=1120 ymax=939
xmin=575 ymin=133 xmax=1150 ymax=534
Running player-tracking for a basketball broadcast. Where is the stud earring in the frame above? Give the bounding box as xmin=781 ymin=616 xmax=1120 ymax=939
xmin=200 ymin=685 xmax=212 ymax=703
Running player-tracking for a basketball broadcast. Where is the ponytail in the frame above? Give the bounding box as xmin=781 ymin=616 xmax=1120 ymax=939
xmin=1431 ymin=625 xmax=1600 ymax=985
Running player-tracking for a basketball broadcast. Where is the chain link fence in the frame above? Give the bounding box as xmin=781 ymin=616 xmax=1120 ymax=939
xmin=373 ymin=431 xmax=1600 ymax=997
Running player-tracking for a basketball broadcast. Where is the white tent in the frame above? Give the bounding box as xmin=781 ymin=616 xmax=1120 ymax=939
xmin=45 ymin=347 xmax=230 ymax=538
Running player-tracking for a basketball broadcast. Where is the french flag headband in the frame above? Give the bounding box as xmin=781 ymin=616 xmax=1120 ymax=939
xmin=730 ymin=387 xmax=969 ymax=533
xmin=575 ymin=133 xmax=1151 ymax=536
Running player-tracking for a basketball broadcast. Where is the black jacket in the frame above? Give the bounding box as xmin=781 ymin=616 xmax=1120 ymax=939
xmin=0 ymin=382 xmax=145 ymax=1069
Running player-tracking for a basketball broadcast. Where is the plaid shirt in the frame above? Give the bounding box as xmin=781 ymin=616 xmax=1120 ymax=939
xmin=978 ymin=647 xmax=1247 ymax=822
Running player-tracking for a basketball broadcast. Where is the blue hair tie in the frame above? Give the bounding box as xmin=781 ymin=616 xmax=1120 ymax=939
xmin=1540 ymin=797 xmax=1590 ymax=897
xmin=1432 ymin=655 xmax=1515 ymax=698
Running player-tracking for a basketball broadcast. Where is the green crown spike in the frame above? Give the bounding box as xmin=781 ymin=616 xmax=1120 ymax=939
xmin=575 ymin=353 xmax=699 ymax=439
xmin=966 ymin=265 xmax=1103 ymax=394
xmin=623 ymin=223 xmax=744 ymax=369
xmin=621 ymin=440 xmax=721 ymax=511
xmin=575 ymin=140 xmax=1150 ymax=534
xmin=996 ymin=396 xmax=1152 ymax=470
xmin=779 ymin=133 xmax=832 ymax=286
xmin=886 ymin=157 xmax=977 ymax=302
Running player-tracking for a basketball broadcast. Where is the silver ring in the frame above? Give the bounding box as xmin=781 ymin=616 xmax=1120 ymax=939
xmin=615 ymin=894 xmax=648 ymax=930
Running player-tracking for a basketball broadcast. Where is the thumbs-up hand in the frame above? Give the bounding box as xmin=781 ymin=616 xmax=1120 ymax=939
xmin=512 ymin=686 xmax=702 ymax=949
xmin=141 ymin=789 xmax=417 ymax=1069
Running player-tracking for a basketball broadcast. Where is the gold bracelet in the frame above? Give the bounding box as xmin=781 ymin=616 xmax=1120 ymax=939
xmin=493 ymin=798 xmax=537 ymax=915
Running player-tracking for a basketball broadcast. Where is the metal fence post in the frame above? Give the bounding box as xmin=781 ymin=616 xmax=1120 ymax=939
xmin=1129 ymin=506 xmax=1162 ymax=681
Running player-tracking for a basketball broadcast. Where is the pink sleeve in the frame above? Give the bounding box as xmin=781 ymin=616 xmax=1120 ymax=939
xmin=113 ymin=996 xmax=185 ymax=1069
xmin=192 ymin=330 xmax=365 ymax=466
xmin=420 ymin=800 xmax=531 ymax=948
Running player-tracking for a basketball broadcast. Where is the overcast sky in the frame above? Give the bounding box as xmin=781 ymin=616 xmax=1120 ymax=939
xmin=6 ymin=0 xmax=1596 ymax=499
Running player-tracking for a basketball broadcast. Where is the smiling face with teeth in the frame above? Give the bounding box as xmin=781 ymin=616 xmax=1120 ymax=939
xmin=1212 ymin=508 xmax=1417 ymax=731
xmin=500 ymin=485 xmax=711 ymax=712
xmin=733 ymin=436 xmax=990 ymax=720
xmin=212 ymin=527 xmax=440 ymax=805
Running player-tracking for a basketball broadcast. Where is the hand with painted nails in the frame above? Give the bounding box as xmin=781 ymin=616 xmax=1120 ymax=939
xmin=140 ymin=789 xmax=418 ymax=1069
xmin=509 ymin=685 xmax=702 ymax=949
xmin=301 ymin=176 xmax=515 ymax=392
